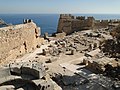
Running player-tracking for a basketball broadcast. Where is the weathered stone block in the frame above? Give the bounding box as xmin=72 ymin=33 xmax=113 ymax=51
xmin=21 ymin=62 xmax=46 ymax=79
xmin=32 ymin=62 xmax=46 ymax=79
xmin=33 ymin=79 xmax=54 ymax=90
xmin=9 ymin=63 xmax=23 ymax=75
xmin=0 ymin=68 xmax=11 ymax=78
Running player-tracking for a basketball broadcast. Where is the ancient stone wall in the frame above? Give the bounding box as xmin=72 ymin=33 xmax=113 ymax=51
xmin=0 ymin=21 xmax=43 ymax=63
xmin=57 ymin=14 xmax=96 ymax=35
xmin=57 ymin=14 xmax=116 ymax=35
xmin=94 ymin=20 xmax=109 ymax=29
xmin=57 ymin=14 xmax=72 ymax=34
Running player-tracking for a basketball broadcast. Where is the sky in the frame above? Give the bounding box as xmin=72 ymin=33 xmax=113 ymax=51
xmin=0 ymin=0 xmax=120 ymax=14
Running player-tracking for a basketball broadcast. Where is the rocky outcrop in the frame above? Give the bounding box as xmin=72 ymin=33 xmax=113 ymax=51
xmin=0 ymin=20 xmax=44 ymax=63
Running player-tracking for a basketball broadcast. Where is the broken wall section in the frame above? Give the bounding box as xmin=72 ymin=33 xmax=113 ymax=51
xmin=0 ymin=21 xmax=43 ymax=63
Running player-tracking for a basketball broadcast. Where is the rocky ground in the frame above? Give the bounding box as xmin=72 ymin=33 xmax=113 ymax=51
xmin=0 ymin=29 xmax=120 ymax=90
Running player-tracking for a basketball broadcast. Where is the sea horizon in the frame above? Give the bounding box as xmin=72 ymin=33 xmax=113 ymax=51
xmin=1 ymin=13 xmax=120 ymax=14
xmin=0 ymin=14 xmax=120 ymax=35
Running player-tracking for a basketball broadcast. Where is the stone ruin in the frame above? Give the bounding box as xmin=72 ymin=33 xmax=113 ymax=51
xmin=101 ymin=24 xmax=120 ymax=58
xmin=57 ymin=14 xmax=120 ymax=35
xmin=0 ymin=19 xmax=44 ymax=64
xmin=0 ymin=61 xmax=54 ymax=90
xmin=42 ymin=30 xmax=105 ymax=62
xmin=0 ymin=15 xmax=120 ymax=90
xmin=0 ymin=19 xmax=62 ymax=90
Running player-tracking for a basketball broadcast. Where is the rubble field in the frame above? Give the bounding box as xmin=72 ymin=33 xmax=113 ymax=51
xmin=0 ymin=16 xmax=120 ymax=90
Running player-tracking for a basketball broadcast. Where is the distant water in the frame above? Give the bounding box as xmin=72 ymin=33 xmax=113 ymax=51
xmin=75 ymin=14 xmax=120 ymax=20
xmin=0 ymin=14 xmax=59 ymax=35
xmin=0 ymin=14 xmax=120 ymax=35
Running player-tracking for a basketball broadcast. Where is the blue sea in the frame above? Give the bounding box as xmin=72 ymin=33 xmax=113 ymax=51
xmin=0 ymin=14 xmax=120 ymax=35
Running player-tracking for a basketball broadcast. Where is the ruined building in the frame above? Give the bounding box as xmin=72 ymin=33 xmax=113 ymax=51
xmin=0 ymin=19 xmax=44 ymax=63
xmin=57 ymin=14 xmax=120 ymax=35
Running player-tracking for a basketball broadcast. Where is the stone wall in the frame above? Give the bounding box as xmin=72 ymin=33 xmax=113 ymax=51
xmin=57 ymin=14 xmax=73 ymax=34
xmin=57 ymin=14 xmax=119 ymax=35
xmin=0 ymin=21 xmax=43 ymax=63
xmin=57 ymin=14 xmax=96 ymax=35
xmin=94 ymin=20 xmax=109 ymax=29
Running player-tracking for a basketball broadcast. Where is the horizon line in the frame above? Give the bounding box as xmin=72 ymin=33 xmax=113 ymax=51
xmin=0 ymin=13 xmax=120 ymax=15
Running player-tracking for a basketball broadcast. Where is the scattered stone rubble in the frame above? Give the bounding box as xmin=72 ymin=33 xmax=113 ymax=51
xmin=0 ymin=61 xmax=61 ymax=90
xmin=1 ymin=15 xmax=120 ymax=90
xmin=43 ymin=29 xmax=108 ymax=58
xmin=43 ymin=28 xmax=120 ymax=90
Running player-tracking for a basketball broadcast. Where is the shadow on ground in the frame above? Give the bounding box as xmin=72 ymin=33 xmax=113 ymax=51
xmin=51 ymin=74 xmax=116 ymax=90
